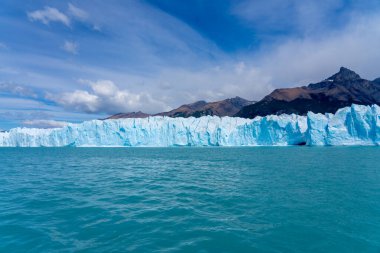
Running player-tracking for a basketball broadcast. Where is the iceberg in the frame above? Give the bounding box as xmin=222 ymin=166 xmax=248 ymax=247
xmin=0 ymin=104 xmax=379 ymax=147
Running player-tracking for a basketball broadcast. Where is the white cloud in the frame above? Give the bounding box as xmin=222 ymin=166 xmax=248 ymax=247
xmin=54 ymin=90 xmax=98 ymax=113
xmin=22 ymin=119 xmax=69 ymax=128
xmin=231 ymin=1 xmax=380 ymax=85
xmin=62 ymin=41 xmax=78 ymax=54
xmin=27 ymin=6 xmax=70 ymax=27
xmin=255 ymin=14 xmax=380 ymax=86
xmin=0 ymin=110 xmax=52 ymax=121
xmin=68 ymin=3 xmax=88 ymax=20
xmin=0 ymin=83 xmax=38 ymax=98
xmin=150 ymin=63 xmax=273 ymax=105
xmin=52 ymin=80 xmax=170 ymax=114
xmin=9 ymin=0 xmax=380 ymax=121
xmin=232 ymin=0 xmax=345 ymax=36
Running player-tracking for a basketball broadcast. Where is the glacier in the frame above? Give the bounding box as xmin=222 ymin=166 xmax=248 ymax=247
xmin=0 ymin=104 xmax=379 ymax=147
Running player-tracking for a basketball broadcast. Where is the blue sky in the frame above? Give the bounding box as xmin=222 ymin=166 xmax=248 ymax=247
xmin=1 ymin=0 xmax=380 ymax=129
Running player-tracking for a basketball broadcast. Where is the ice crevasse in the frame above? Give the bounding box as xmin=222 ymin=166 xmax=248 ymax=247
xmin=0 ymin=104 xmax=379 ymax=147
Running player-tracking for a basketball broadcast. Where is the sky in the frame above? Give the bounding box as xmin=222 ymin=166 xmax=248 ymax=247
xmin=1 ymin=0 xmax=380 ymax=129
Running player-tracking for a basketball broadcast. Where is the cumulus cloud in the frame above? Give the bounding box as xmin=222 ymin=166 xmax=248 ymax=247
xmin=68 ymin=3 xmax=88 ymax=20
xmin=27 ymin=6 xmax=70 ymax=26
xmin=46 ymin=61 xmax=273 ymax=116
xmin=62 ymin=40 xmax=78 ymax=54
xmin=22 ymin=119 xmax=69 ymax=128
xmin=54 ymin=89 xmax=98 ymax=112
xmin=51 ymin=80 xmax=170 ymax=114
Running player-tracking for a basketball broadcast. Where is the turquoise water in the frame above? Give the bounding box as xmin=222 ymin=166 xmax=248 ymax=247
xmin=0 ymin=147 xmax=380 ymax=253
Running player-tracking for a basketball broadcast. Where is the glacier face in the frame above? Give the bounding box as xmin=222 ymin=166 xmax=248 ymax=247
xmin=0 ymin=104 xmax=379 ymax=147
xmin=307 ymin=104 xmax=380 ymax=145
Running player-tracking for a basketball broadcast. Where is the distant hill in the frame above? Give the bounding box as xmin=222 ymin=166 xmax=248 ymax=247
xmin=235 ymin=67 xmax=380 ymax=118
xmin=105 ymin=97 xmax=254 ymax=119
xmin=105 ymin=111 xmax=150 ymax=119
xmin=156 ymin=97 xmax=254 ymax=117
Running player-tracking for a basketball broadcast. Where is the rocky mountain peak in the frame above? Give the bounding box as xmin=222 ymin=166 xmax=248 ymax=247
xmin=308 ymin=67 xmax=362 ymax=89
xmin=235 ymin=67 xmax=380 ymax=118
xmin=373 ymin=78 xmax=380 ymax=85
xmin=327 ymin=67 xmax=361 ymax=82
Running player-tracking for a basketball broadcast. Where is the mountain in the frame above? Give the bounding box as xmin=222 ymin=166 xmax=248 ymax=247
xmin=156 ymin=97 xmax=253 ymax=117
xmin=105 ymin=111 xmax=150 ymax=120
xmin=235 ymin=67 xmax=380 ymax=118
xmin=106 ymin=97 xmax=254 ymax=119
xmin=155 ymin=100 xmax=207 ymax=117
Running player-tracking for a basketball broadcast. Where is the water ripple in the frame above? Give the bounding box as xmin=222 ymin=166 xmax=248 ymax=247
xmin=0 ymin=147 xmax=380 ymax=252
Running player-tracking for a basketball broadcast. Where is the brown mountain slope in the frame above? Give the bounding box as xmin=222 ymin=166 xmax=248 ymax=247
xmin=156 ymin=97 xmax=253 ymax=117
xmin=105 ymin=111 xmax=150 ymax=120
xmin=235 ymin=67 xmax=380 ymax=118
xmin=105 ymin=97 xmax=254 ymax=119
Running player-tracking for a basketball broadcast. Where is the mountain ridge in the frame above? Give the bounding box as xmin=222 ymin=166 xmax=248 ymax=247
xmin=235 ymin=67 xmax=380 ymax=118
xmin=156 ymin=96 xmax=254 ymax=118
xmin=105 ymin=67 xmax=380 ymax=120
xmin=106 ymin=111 xmax=151 ymax=120
xmin=105 ymin=96 xmax=254 ymax=119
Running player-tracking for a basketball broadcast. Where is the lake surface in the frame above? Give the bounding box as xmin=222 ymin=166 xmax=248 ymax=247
xmin=0 ymin=147 xmax=380 ymax=252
